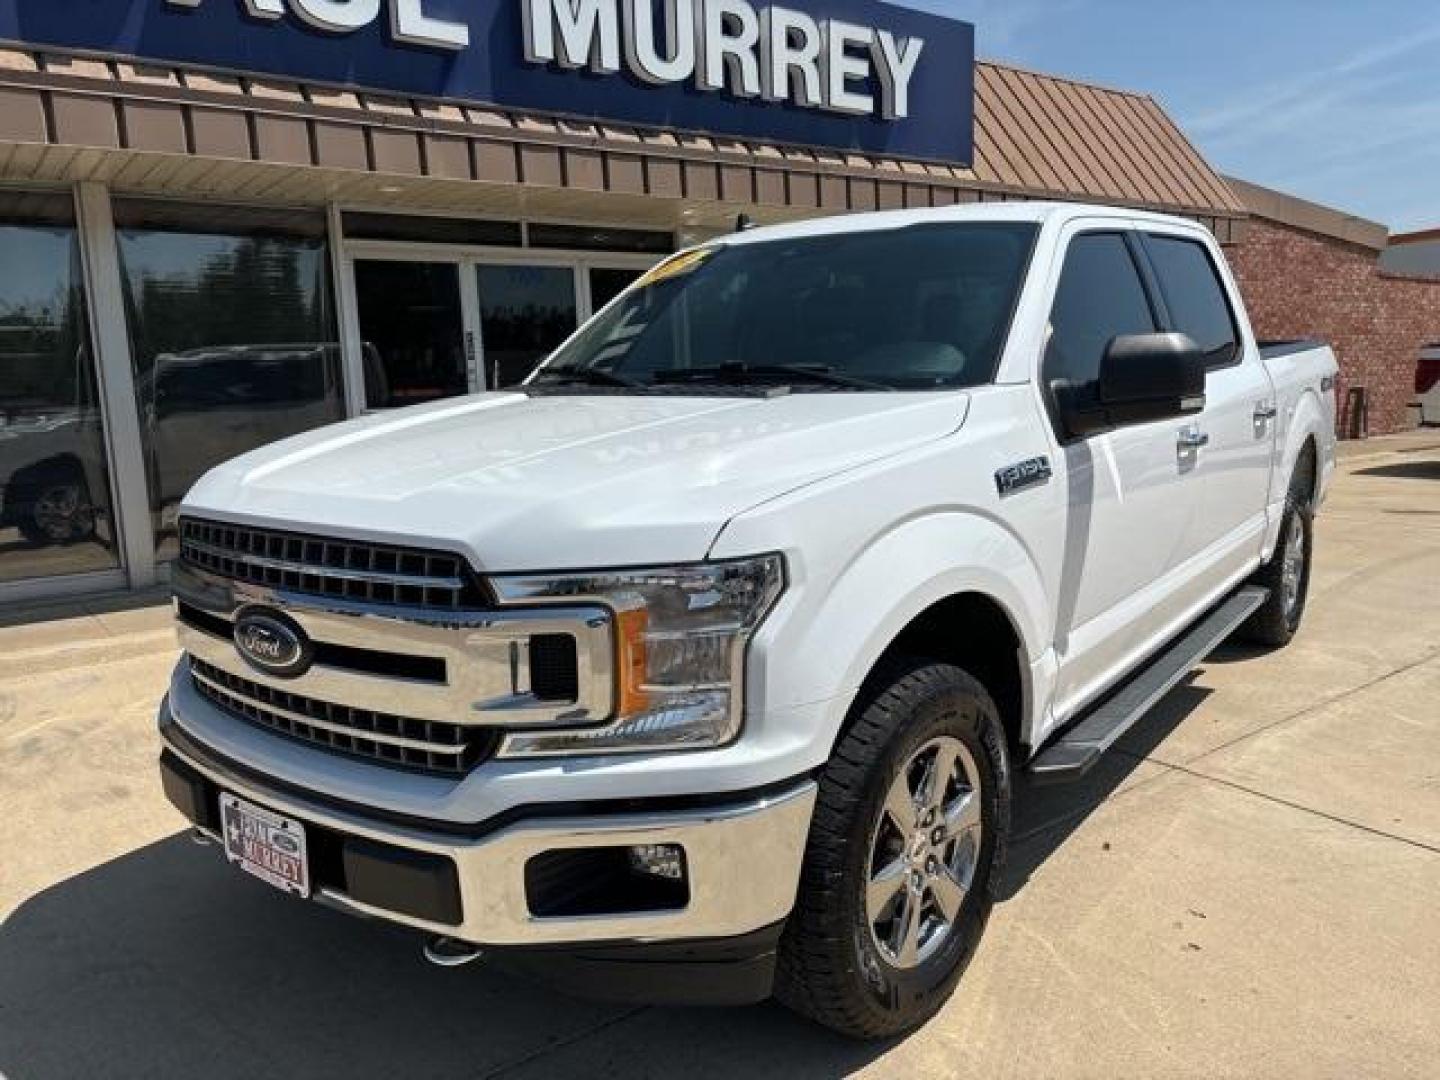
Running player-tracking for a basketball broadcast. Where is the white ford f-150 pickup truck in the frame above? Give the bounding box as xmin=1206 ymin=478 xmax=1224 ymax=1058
xmin=159 ymin=203 xmax=1337 ymax=1038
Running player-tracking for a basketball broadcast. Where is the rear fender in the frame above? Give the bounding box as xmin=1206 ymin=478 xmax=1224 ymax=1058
xmin=1264 ymin=387 xmax=1327 ymax=557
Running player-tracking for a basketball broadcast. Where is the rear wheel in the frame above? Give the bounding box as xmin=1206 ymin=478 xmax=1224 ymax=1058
xmin=776 ymin=660 xmax=1010 ymax=1039
xmin=1242 ymin=488 xmax=1313 ymax=647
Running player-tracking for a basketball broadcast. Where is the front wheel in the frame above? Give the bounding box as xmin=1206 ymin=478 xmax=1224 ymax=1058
xmin=776 ymin=660 xmax=1011 ymax=1039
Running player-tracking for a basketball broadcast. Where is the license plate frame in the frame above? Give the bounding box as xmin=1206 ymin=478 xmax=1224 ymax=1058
xmin=219 ymin=792 xmax=311 ymax=899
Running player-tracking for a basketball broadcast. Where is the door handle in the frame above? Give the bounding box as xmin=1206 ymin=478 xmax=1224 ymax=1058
xmin=1177 ymin=428 xmax=1210 ymax=452
xmin=1253 ymin=401 xmax=1278 ymax=421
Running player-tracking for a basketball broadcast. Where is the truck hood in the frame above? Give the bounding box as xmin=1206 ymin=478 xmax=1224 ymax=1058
xmin=183 ymin=391 xmax=968 ymax=570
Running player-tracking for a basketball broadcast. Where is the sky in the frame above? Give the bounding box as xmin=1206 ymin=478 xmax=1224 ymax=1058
xmin=893 ymin=0 xmax=1440 ymax=232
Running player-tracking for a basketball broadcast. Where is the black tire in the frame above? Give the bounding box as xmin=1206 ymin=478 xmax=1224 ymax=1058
xmin=776 ymin=660 xmax=1011 ymax=1040
xmin=1241 ymin=490 xmax=1313 ymax=648
xmin=16 ymin=475 xmax=95 ymax=544
xmin=16 ymin=470 xmax=95 ymax=546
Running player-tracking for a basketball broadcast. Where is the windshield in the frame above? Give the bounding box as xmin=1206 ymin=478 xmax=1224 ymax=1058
xmin=531 ymin=222 xmax=1038 ymax=392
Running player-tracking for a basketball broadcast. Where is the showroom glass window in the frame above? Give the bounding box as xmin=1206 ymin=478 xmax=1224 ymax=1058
xmin=114 ymin=201 xmax=344 ymax=559
xmin=0 ymin=191 xmax=120 ymax=583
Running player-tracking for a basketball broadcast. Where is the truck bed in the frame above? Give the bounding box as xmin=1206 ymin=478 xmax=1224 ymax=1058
xmin=1259 ymin=339 xmax=1328 ymax=360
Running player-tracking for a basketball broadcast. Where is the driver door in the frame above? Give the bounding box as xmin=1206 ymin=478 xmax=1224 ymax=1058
xmin=1042 ymin=228 xmax=1206 ymax=720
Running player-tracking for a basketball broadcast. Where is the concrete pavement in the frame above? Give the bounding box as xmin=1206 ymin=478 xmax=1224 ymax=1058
xmin=2 ymin=438 xmax=1438 ymax=1079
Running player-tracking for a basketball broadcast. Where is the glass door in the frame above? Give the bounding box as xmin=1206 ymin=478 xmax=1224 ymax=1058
xmin=352 ymin=258 xmax=471 ymax=409
xmin=342 ymin=240 xmax=662 ymax=408
xmin=587 ymin=265 xmax=646 ymax=313
xmin=473 ymin=263 xmax=578 ymax=390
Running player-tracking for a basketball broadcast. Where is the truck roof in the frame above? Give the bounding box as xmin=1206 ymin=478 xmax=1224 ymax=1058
xmin=718 ymin=201 xmax=1204 ymax=248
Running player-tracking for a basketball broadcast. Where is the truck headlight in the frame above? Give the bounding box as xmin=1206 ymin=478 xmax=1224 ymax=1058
xmin=490 ymin=555 xmax=785 ymax=756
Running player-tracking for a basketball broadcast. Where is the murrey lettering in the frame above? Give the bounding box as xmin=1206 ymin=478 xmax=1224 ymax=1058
xmin=522 ymin=0 xmax=925 ymax=119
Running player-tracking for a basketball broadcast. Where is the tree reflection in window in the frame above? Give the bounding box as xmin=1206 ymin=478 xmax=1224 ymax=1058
xmin=114 ymin=204 xmax=343 ymax=560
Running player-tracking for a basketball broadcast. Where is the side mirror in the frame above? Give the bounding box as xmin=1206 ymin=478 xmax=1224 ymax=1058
xmin=1059 ymin=332 xmax=1207 ymax=438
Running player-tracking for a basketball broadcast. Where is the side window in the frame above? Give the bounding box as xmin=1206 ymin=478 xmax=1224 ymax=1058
xmin=1145 ymin=235 xmax=1240 ymax=367
xmin=1044 ymin=233 xmax=1157 ymax=397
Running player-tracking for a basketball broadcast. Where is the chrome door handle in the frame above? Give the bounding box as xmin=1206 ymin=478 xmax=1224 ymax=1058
xmin=1253 ymin=402 xmax=1278 ymax=421
xmin=1177 ymin=428 xmax=1210 ymax=452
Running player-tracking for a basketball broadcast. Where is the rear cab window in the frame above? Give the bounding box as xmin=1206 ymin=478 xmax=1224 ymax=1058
xmin=1143 ymin=234 xmax=1241 ymax=368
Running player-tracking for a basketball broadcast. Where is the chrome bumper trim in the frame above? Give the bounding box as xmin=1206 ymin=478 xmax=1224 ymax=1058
xmin=160 ymin=705 xmax=816 ymax=947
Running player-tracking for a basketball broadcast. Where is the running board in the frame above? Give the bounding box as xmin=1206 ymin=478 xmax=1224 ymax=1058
xmin=1028 ymin=586 xmax=1269 ymax=784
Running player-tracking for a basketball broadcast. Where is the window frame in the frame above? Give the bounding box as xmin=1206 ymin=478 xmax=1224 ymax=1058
xmin=1137 ymin=230 xmax=1243 ymax=371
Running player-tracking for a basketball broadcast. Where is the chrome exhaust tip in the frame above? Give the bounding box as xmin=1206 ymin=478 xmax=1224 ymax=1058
xmin=423 ymin=936 xmax=485 ymax=968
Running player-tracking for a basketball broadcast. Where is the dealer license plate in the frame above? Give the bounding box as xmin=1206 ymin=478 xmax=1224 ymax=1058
xmin=219 ymin=792 xmax=310 ymax=899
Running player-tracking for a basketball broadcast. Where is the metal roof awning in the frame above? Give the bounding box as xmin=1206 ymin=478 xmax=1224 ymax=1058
xmin=0 ymin=47 xmax=1245 ymax=236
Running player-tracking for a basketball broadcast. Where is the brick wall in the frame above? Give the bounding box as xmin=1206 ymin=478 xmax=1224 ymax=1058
xmin=1226 ymin=216 xmax=1440 ymax=436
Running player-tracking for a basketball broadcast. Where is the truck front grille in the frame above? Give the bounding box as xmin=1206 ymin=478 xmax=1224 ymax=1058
xmin=189 ymin=658 xmax=497 ymax=777
xmin=179 ymin=517 xmax=488 ymax=610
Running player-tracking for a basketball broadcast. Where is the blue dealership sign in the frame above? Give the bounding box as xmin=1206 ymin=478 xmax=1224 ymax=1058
xmin=0 ymin=0 xmax=974 ymax=162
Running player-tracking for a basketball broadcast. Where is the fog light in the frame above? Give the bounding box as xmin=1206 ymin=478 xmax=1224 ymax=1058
xmin=628 ymin=843 xmax=685 ymax=881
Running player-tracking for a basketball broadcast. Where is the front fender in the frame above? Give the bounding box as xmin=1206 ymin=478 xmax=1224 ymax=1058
xmin=743 ymin=509 xmax=1050 ymax=750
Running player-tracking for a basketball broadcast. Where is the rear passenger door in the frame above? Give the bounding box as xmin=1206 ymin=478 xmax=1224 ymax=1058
xmin=1140 ymin=231 xmax=1272 ymax=590
xmin=1041 ymin=228 xmax=1207 ymax=719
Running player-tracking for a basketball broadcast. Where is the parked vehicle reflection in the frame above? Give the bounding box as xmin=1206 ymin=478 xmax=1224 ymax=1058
xmin=134 ymin=343 xmax=346 ymax=559
xmin=0 ymin=198 xmax=120 ymax=584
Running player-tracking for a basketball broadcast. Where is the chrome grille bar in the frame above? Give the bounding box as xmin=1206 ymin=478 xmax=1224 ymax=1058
xmin=173 ymin=517 xmax=616 ymax=777
xmin=181 ymin=537 xmax=466 ymax=591
xmin=191 ymin=666 xmax=465 ymax=756
xmin=174 ymin=582 xmax=613 ymax=728
xmin=190 ymin=658 xmax=494 ymax=775
xmin=179 ymin=517 xmax=488 ymax=610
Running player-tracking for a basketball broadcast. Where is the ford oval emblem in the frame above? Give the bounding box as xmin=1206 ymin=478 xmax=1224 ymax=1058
xmin=233 ymin=608 xmax=312 ymax=679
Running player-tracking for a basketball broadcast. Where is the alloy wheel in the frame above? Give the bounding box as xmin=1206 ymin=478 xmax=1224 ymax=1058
xmin=1282 ymin=512 xmax=1305 ymax=618
xmin=865 ymin=736 xmax=983 ymax=969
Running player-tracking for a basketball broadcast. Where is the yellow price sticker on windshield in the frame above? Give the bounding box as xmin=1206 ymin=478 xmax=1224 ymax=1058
xmin=636 ymin=247 xmax=717 ymax=289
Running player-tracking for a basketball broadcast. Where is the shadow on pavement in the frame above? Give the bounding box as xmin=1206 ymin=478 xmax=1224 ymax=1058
xmin=0 ymin=834 xmax=892 ymax=1079
xmin=997 ymin=677 xmax=1210 ymax=901
xmin=0 ymin=586 xmax=170 ymax=631
xmin=1355 ymin=460 xmax=1440 ymax=481
xmin=1 ymin=677 xmax=1214 ymax=1079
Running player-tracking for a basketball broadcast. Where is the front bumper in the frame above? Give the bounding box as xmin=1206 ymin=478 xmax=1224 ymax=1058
xmin=158 ymin=697 xmax=816 ymax=952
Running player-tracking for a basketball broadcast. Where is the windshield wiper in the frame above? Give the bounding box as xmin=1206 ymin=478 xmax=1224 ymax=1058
xmin=528 ymin=367 xmax=642 ymax=389
xmin=652 ymin=363 xmax=894 ymax=391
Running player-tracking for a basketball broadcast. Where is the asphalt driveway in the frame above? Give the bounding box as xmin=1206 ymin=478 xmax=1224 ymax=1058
xmin=2 ymin=434 xmax=1438 ymax=1079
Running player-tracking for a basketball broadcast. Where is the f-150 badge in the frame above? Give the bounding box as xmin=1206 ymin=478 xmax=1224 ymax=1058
xmin=995 ymin=456 xmax=1052 ymax=497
